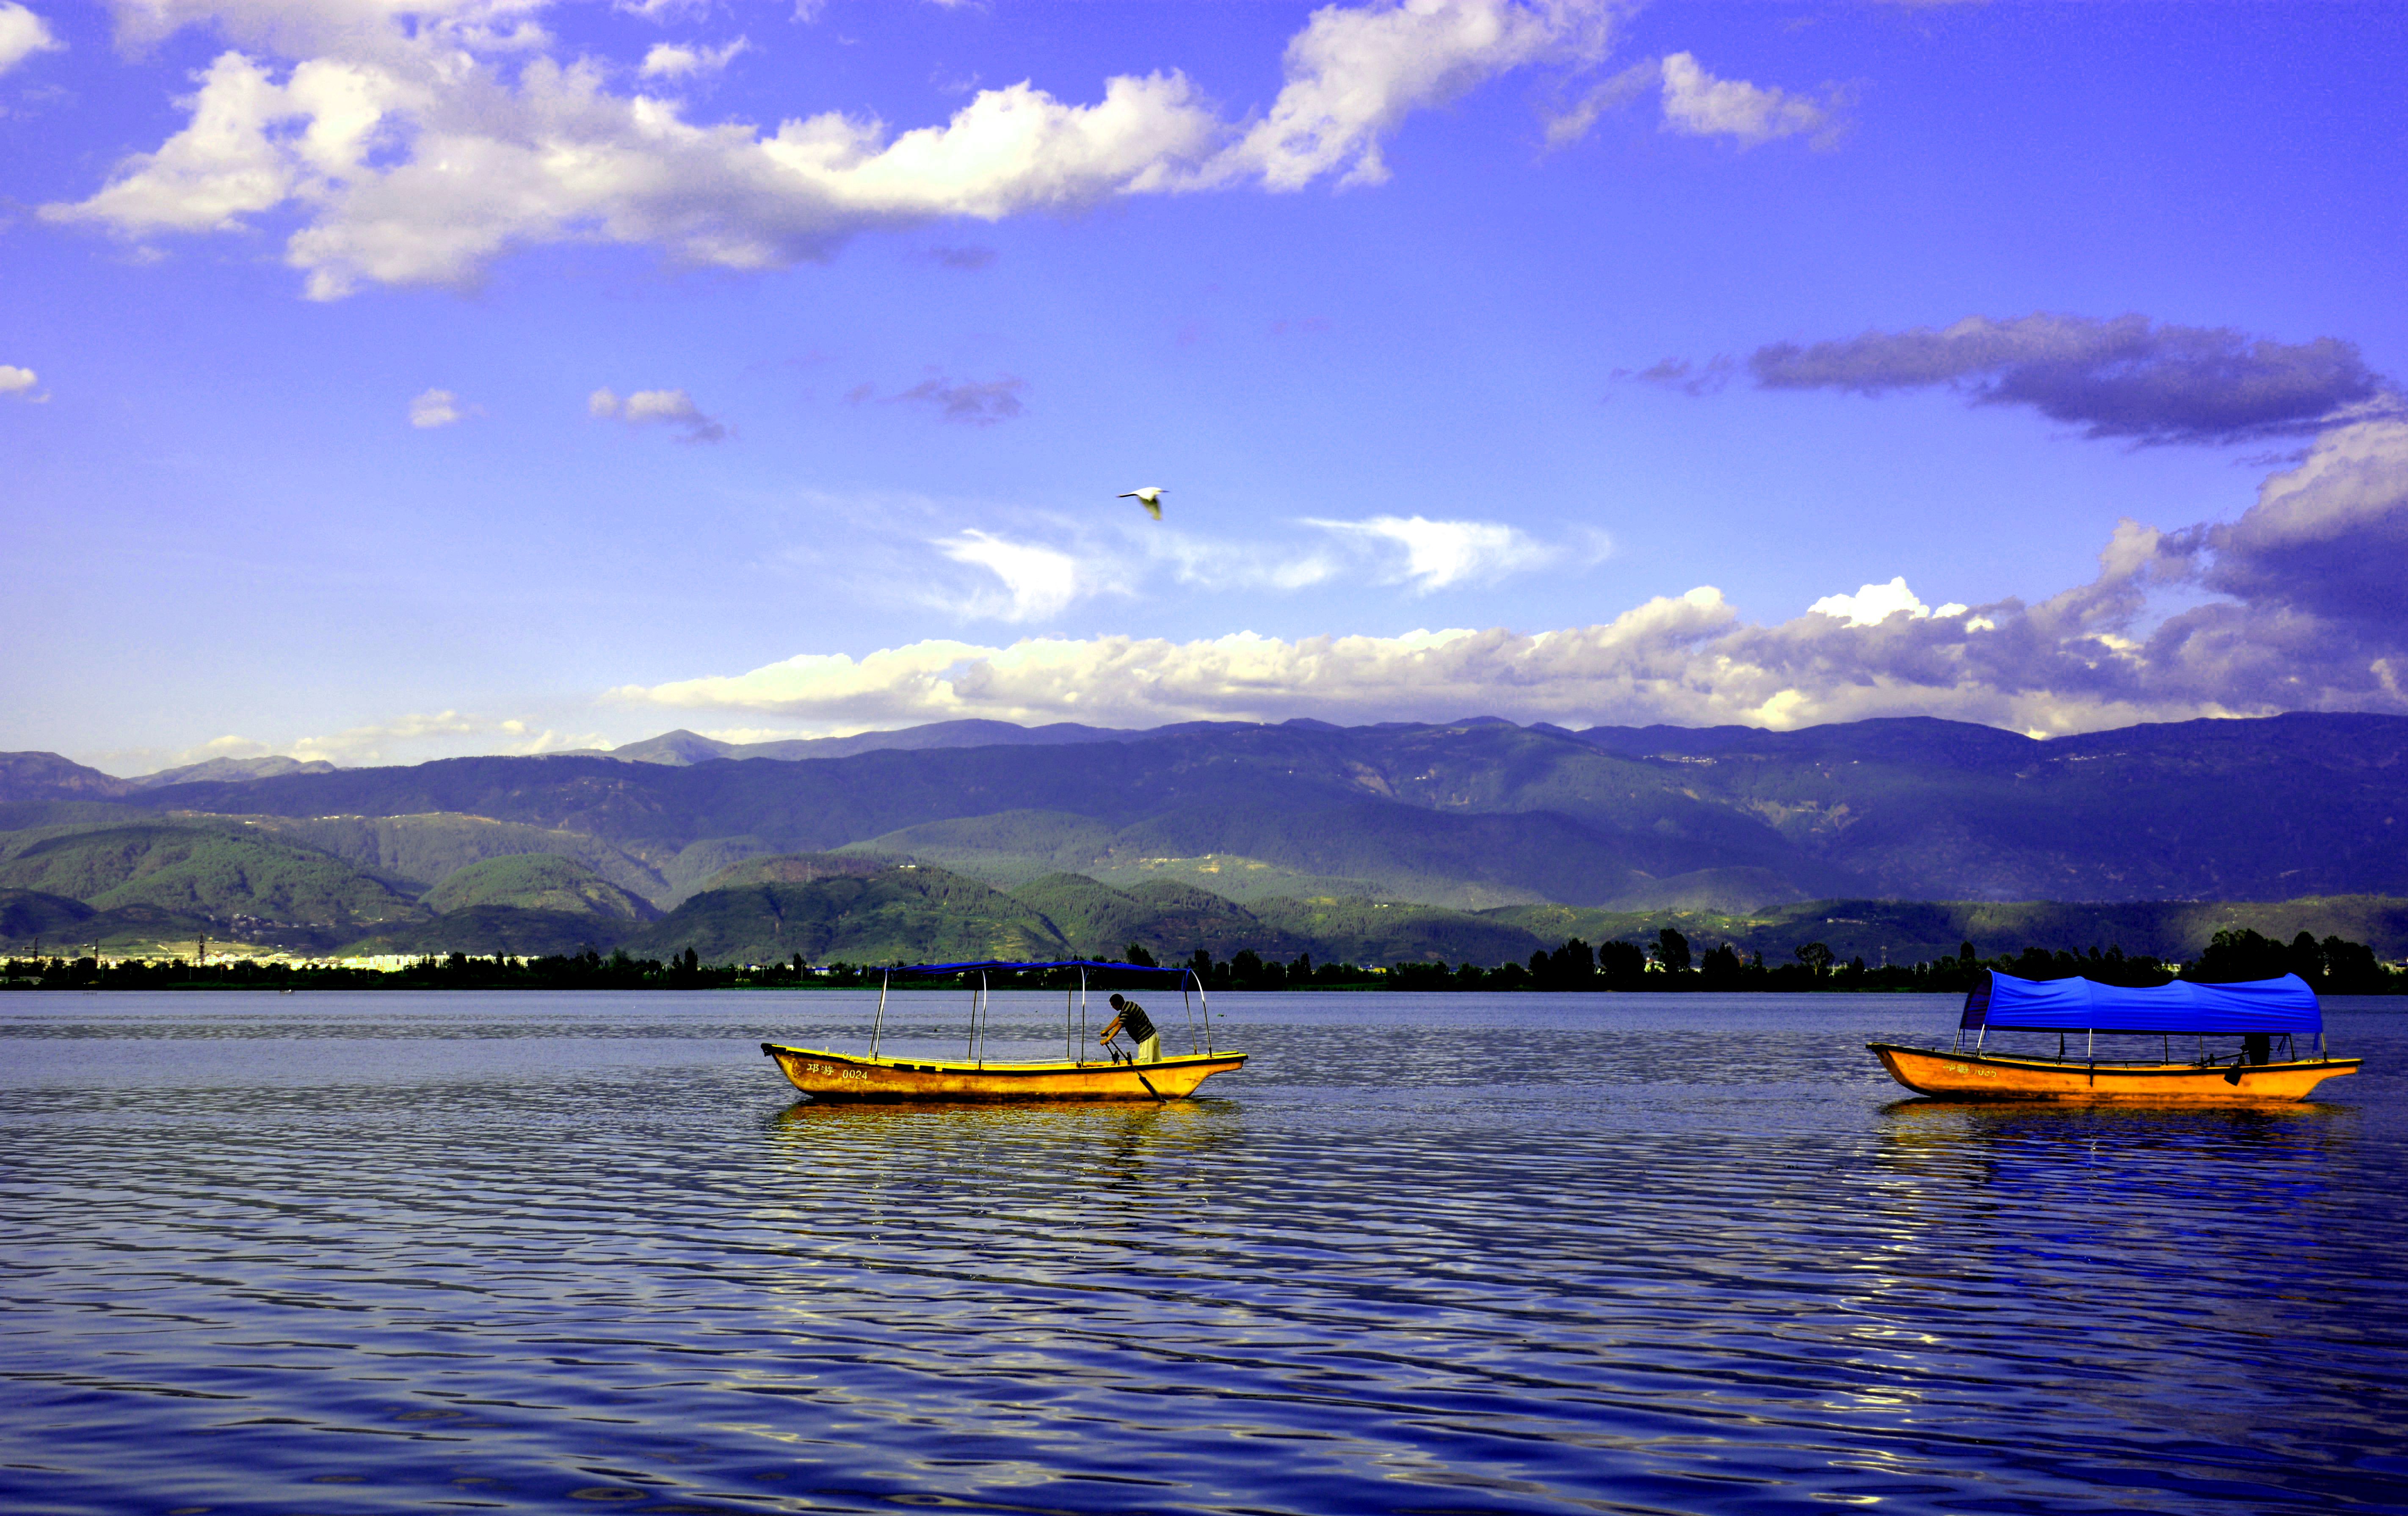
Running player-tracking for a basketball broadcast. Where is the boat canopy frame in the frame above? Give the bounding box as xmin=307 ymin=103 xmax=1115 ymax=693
xmin=862 ymin=959 xmax=1214 ymax=1066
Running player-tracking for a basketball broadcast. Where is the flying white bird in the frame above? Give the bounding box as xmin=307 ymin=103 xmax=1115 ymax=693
xmin=1118 ymin=486 xmax=1165 ymax=520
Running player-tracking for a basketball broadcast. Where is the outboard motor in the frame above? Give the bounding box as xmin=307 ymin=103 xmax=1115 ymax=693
xmin=1101 ymin=992 xmax=1162 ymax=1064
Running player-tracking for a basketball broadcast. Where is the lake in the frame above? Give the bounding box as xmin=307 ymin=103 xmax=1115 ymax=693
xmin=3 ymin=991 xmax=2404 ymax=1514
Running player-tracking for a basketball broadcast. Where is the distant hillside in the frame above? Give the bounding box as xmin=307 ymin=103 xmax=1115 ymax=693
xmin=129 ymin=755 xmax=338 ymax=788
xmin=838 ymin=811 xmax=1393 ymax=901
xmin=13 ymin=708 xmax=2394 ymax=910
xmin=0 ymin=888 xmax=96 ymax=942
xmin=0 ymin=752 xmax=134 ymax=804
xmin=696 ymin=853 xmax=889 ymax=890
xmin=340 ymin=906 xmax=638 ymax=958
xmin=236 ymin=813 xmax=673 ymax=903
xmin=619 ymin=856 xmax=1557 ymax=967
xmin=1009 ymin=872 xmax=1291 ymax=959
xmin=425 ymin=854 xmax=658 ymax=920
xmin=605 ymin=719 xmax=1161 ymax=766
xmin=623 ymin=865 xmax=1067 ymax=964
xmin=0 ymin=823 xmax=425 ymax=926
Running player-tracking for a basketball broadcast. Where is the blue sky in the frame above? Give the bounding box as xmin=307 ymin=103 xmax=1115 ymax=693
xmin=6 ymin=0 xmax=2407 ymax=772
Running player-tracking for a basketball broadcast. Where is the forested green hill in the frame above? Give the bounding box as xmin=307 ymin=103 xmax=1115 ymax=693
xmin=425 ymin=854 xmax=657 ymax=920
xmin=0 ymin=824 xmax=425 ymax=928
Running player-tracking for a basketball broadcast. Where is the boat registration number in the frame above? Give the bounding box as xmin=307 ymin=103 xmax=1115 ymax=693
xmin=804 ymin=1061 xmax=873 ymax=1083
xmin=1942 ymin=1063 xmax=1998 ymax=1078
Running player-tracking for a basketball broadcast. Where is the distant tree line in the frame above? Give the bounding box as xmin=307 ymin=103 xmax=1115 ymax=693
xmin=3 ymin=926 xmax=2399 ymax=993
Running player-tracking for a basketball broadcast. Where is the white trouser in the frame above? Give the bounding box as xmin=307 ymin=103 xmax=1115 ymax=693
xmin=1135 ymin=1034 xmax=1162 ymax=1064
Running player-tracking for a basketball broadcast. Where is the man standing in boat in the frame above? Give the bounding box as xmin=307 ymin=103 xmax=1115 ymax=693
xmin=1102 ymin=993 xmax=1162 ymax=1064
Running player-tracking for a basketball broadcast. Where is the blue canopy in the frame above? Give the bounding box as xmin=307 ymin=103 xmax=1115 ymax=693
xmin=1961 ymin=971 xmax=2321 ymax=1035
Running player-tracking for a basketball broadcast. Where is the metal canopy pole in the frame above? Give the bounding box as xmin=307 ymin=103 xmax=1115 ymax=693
xmin=1196 ymin=970 xmax=1211 ymax=1055
xmin=978 ymin=969 xmax=990 ymax=1066
xmin=1182 ymin=970 xmax=1198 ymax=1055
xmin=872 ymin=970 xmax=889 ymax=1058
xmin=966 ymin=973 xmax=978 ymax=1061
xmin=1079 ymin=966 xmax=1088 ymax=1067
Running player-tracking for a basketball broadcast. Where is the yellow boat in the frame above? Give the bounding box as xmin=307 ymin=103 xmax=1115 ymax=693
xmin=1870 ymin=969 xmax=2359 ymax=1103
xmin=1867 ymin=1042 xmax=2359 ymax=1102
xmin=762 ymin=1043 xmax=1248 ymax=1102
xmin=763 ymin=958 xmax=1246 ymax=1103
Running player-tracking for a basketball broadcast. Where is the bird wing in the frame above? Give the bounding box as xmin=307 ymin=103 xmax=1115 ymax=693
xmin=1142 ymin=500 xmax=1162 ymax=520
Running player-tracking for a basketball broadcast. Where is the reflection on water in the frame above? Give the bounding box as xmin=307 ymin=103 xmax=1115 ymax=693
xmin=2 ymin=990 xmax=2404 ymax=1515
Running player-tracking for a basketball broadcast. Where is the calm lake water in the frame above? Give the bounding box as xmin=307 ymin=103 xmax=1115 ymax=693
xmin=4 ymin=991 xmax=2405 ymax=1515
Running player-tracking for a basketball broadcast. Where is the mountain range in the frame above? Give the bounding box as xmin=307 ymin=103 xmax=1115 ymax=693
xmin=4 ymin=710 xmax=2405 ymax=963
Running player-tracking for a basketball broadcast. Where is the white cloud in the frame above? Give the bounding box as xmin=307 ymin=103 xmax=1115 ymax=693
xmin=1658 ymin=51 xmax=1838 ymax=148
xmin=0 ymin=364 xmax=44 ymax=401
xmin=1212 ymin=0 xmax=1624 ymax=190
xmin=619 ymin=0 xmax=706 ymax=22
xmin=408 ymin=386 xmax=467 ymax=427
xmin=588 ymin=386 xmax=727 ymax=441
xmin=937 ymin=529 xmax=1082 ymax=622
xmin=45 ymin=0 xmax=1630 ymax=296
xmin=1146 ymin=528 xmax=1344 ymax=593
xmin=1542 ymin=56 xmax=1655 ymax=148
xmin=638 ymin=37 xmax=747 ymax=80
xmin=1808 ymin=576 xmax=1967 ymax=627
xmin=0 ymin=1 xmax=61 ymax=75
xmin=1307 ymin=513 xmax=1553 ymax=591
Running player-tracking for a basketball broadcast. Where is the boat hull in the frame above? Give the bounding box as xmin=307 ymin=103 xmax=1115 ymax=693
xmin=762 ymin=1042 xmax=1246 ymax=1102
xmin=1869 ymin=1042 xmax=2361 ymax=1102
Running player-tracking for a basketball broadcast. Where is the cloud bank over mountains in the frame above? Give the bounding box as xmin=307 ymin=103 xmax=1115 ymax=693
xmin=613 ymin=416 xmax=2408 ymax=738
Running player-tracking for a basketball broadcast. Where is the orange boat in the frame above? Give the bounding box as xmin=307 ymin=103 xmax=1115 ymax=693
xmin=763 ymin=958 xmax=1246 ymax=1103
xmin=1870 ymin=970 xmax=2360 ymax=1103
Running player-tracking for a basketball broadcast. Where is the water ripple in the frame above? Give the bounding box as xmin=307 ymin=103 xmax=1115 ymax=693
xmin=3 ymin=991 xmax=2403 ymax=1514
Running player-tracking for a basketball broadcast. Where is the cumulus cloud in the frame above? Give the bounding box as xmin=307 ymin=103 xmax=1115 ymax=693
xmin=937 ymin=529 xmax=1081 ymax=621
xmin=44 ymin=0 xmax=1630 ymax=296
xmin=614 ymin=422 xmax=2408 ymax=736
xmin=588 ymin=386 xmax=726 ymax=441
xmin=1308 ymin=514 xmax=1554 ymax=592
xmin=638 ymin=37 xmax=746 ymax=80
xmin=1213 ymin=0 xmax=1621 ymax=189
xmin=890 ymin=374 xmax=1027 ymax=425
xmin=2192 ymin=420 xmax=2408 ymax=631
xmin=1657 ymin=52 xmax=1839 ymax=148
xmin=1809 ymin=576 xmax=1969 ymax=627
xmin=1750 ymin=313 xmax=2398 ymax=445
xmin=0 ymin=364 xmax=45 ymax=401
xmin=408 ymin=386 xmax=467 ymax=427
xmin=0 ymin=1 xmax=60 ymax=75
